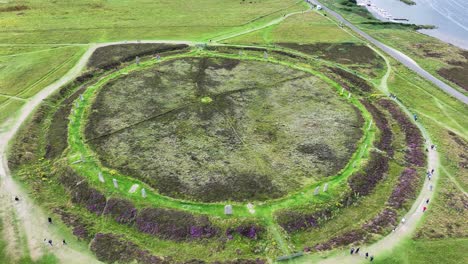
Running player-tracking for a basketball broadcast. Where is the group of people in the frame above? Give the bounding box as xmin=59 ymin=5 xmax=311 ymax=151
xmin=350 ymin=247 xmax=374 ymax=262
xmin=14 ymin=196 xmax=68 ymax=249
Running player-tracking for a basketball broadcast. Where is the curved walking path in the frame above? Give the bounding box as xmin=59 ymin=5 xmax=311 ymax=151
xmin=308 ymin=0 xmax=468 ymax=105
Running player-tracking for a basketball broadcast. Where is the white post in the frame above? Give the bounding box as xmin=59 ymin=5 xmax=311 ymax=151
xmin=314 ymin=186 xmax=320 ymax=195
xmin=141 ymin=188 xmax=147 ymax=198
xmin=348 ymin=92 xmax=351 ymax=99
xmin=113 ymin=178 xmax=118 ymax=189
xmin=323 ymin=183 xmax=328 ymax=192
xmin=368 ymin=120 xmax=373 ymax=130
xmin=98 ymin=172 xmax=105 ymax=183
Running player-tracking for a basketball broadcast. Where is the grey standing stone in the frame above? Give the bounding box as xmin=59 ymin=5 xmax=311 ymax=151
xmin=239 ymin=50 xmax=243 ymax=56
xmin=141 ymin=188 xmax=147 ymax=198
xmin=263 ymin=51 xmax=268 ymax=59
xmin=75 ymin=101 xmax=79 ymax=108
xmin=323 ymin=183 xmax=328 ymax=192
xmin=98 ymin=172 xmax=105 ymax=183
xmin=348 ymin=92 xmax=352 ymax=99
xmin=80 ymin=154 xmax=85 ymax=162
xmin=136 ymin=56 xmax=140 ymax=65
xmin=224 ymin=205 xmax=233 ymax=215
xmin=80 ymin=94 xmax=84 ymax=101
xmin=314 ymin=186 xmax=320 ymax=195
xmin=112 ymin=178 xmax=118 ymax=189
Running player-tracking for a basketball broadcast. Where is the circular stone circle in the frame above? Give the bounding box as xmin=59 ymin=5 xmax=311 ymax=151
xmin=84 ymin=57 xmax=364 ymax=202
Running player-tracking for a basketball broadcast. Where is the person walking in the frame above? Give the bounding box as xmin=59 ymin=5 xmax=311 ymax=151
xmin=426 ymin=198 xmax=430 ymax=204
xmin=350 ymin=247 xmax=355 ymax=255
xmin=355 ymin=247 xmax=360 ymax=254
xmin=14 ymin=196 xmax=19 ymax=201
xmin=365 ymin=252 xmax=369 ymax=259
xmin=48 ymin=240 xmax=53 ymax=246
xmin=401 ymin=217 xmax=406 ymax=224
xmin=48 ymin=217 xmax=52 ymax=224
xmin=423 ymin=206 xmax=427 ymax=212
xmin=370 ymin=256 xmax=374 ymax=262
xmin=62 ymin=239 xmax=67 ymax=245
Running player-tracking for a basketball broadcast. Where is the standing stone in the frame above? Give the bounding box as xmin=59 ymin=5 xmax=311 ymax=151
xmin=98 ymin=172 xmax=105 ymax=183
xmin=239 ymin=50 xmax=243 ymax=57
xmin=75 ymin=101 xmax=79 ymax=108
xmin=80 ymin=154 xmax=85 ymax=162
xmin=341 ymin=87 xmax=344 ymax=94
xmin=368 ymin=120 xmax=373 ymax=130
xmin=263 ymin=51 xmax=268 ymax=59
xmin=323 ymin=183 xmax=328 ymax=192
xmin=112 ymin=178 xmax=118 ymax=189
xmin=80 ymin=94 xmax=84 ymax=101
xmin=314 ymin=186 xmax=320 ymax=195
xmin=141 ymin=188 xmax=147 ymax=198
xmin=348 ymin=92 xmax=352 ymax=99
xmin=224 ymin=205 xmax=233 ymax=215
xmin=135 ymin=56 xmax=140 ymax=65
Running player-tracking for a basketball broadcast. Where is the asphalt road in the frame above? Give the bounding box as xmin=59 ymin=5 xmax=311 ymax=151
xmin=308 ymin=0 xmax=468 ymax=104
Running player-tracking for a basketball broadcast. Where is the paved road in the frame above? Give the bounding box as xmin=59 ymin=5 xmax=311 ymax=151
xmin=308 ymin=0 xmax=468 ymax=104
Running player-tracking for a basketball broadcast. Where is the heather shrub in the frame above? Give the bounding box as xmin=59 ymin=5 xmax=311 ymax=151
xmin=90 ymin=233 xmax=166 ymax=264
xmin=387 ymin=168 xmax=420 ymax=209
xmin=379 ymin=99 xmax=425 ymax=167
xmin=136 ymin=208 xmax=217 ymax=241
xmin=313 ymin=230 xmax=367 ymax=251
xmin=103 ymin=198 xmax=138 ymax=224
xmin=360 ymin=100 xmax=393 ymax=157
xmin=362 ymin=208 xmax=397 ymax=234
xmin=226 ymin=224 xmax=264 ymax=240
xmin=348 ymin=151 xmax=389 ymax=196
xmin=276 ymin=210 xmax=332 ymax=233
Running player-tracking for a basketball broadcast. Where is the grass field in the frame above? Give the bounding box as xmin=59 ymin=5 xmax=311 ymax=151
xmin=225 ymin=10 xmax=359 ymax=44
xmin=374 ymin=238 xmax=468 ymax=264
xmin=1 ymin=0 xmax=467 ymax=263
xmin=0 ymin=0 xmax=306 ymax=44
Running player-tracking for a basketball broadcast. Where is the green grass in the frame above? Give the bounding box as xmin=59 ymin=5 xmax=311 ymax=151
xmin=225 ymin=10 xmax=360 ymax=44
xmin=374 ymin=238 xmax=468 ymax=264
xmin=0 ymin=46 xmax=86 ymax=97
xmin=0 ymin=0 xmax=306 ymax=44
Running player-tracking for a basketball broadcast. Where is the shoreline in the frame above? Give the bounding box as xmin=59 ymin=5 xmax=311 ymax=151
xmin=358 ymin=0 xmax=468 ymax=50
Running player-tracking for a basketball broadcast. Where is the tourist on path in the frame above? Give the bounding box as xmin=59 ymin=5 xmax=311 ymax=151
xmin=350 ymin=247 xmax=355 ymax=254
xmin=423 ymin=206 xmax=427 ymax=212
xmin=355 ymin=247 xmax=360 ymax=254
